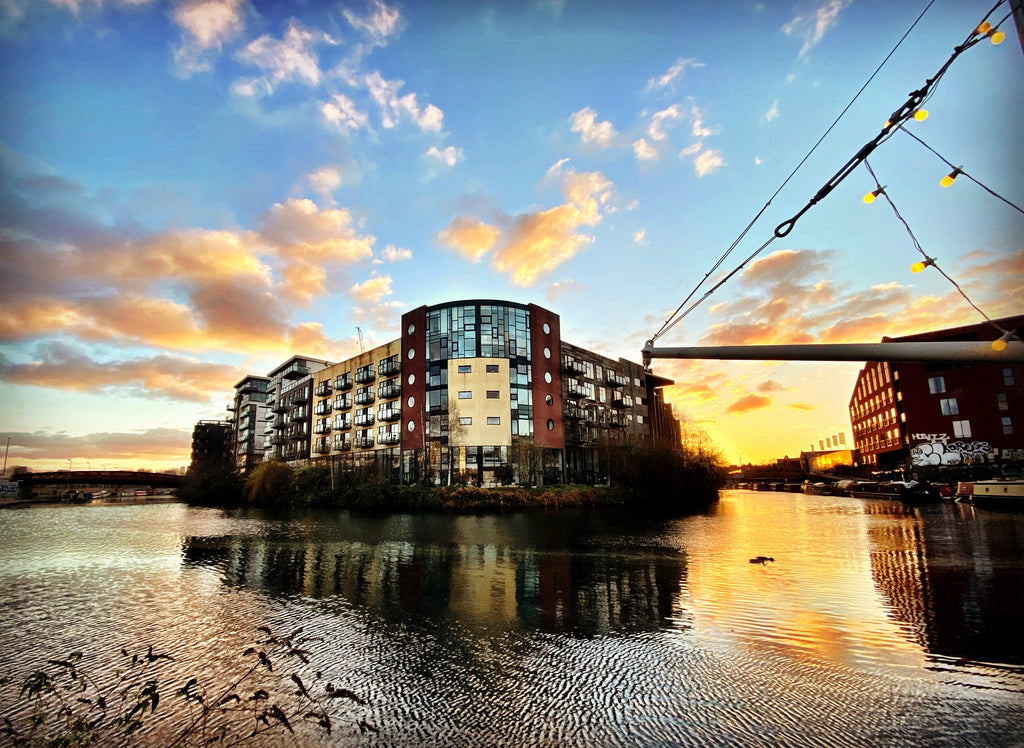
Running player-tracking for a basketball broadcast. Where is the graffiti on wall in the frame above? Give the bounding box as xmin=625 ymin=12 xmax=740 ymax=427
xmin=910 ymin=433 xmax=992 ymax=466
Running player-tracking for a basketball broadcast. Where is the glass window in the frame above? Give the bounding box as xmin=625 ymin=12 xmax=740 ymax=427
xmin=487 ymin=416 xmax=500 ymax=425
xmin=486 ymin=391 xmax=499 ymax=399
xmin=940 ymin=398 xmax=959 ymax=416
xmin=997 ymin=393 xmax=1008 ymax=410
xmin=1004 ymin=368 xmax=1016 ymax=386
xmin=458 ymin=364 xmax=471 ymax=373
xmin=486 ymin=364 xmax=499 ymax=373
xmin=1002 ymin=417 xmax=1013 ymax=435
xmin=952 ymin=420 xmax=971 ymax=439
xmin=458 ymin=391 xmax=472 ymax=399
xmin=928 ymin=376 xmax=946 ymax=394
xmin=459 ymin=417 xmax=472 ymax=425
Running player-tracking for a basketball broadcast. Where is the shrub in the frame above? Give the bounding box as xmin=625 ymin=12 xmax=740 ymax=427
xmin=244 ymin=461 xmax=296 ymax=505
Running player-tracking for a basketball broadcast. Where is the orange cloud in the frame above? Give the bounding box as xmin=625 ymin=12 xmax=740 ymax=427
xmin=438 ymin=168 xmax=613 ymax=286
xmin=2 ymin=427 xmax=193 ymax=472
xmin=726 ymin=393 xmax=772 ymax=414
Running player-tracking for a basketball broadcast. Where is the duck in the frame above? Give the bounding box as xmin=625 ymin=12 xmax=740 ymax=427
xmin=749 ymin=556 xmax=775 ymax=565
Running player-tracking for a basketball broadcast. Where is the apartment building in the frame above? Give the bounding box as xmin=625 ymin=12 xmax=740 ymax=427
xmin=849 ymin=316 xmax=1023 ymax=471
xmin=227 ymin=375 xmax=270 ymax=472
xmin=225 ymin=299 xmax=681 ymax=485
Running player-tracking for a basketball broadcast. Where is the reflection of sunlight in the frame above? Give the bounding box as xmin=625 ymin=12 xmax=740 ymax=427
xmin=679 ymin=491 xmax=924 ymax=671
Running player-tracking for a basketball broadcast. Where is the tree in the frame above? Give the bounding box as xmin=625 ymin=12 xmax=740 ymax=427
xmin=244 ymin=460 xmax=296 ymax=505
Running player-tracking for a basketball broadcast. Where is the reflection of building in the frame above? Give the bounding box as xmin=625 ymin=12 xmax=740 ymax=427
xmin=224 ymin=299 xmax=681 ymax=484
xmin=848 ymin=316 xmax=1023 ymax=471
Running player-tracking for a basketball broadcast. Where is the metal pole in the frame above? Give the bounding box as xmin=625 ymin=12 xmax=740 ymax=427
xmin=642 ymin=341 xmax=1024 ymax=365
xmin=3 ymin=437 xmax=9 ymax=475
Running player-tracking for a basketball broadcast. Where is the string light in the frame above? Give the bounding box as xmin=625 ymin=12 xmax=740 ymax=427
xmin=988 ymin=29 xmax=1006 ymax=44
xmin=940 ymin=167 xmax=962 ymax=187
xmin=863 ymin=187 xmax=885 ymax=204
xmin=913 ymin=108 xmax=929 ymax=121
xmin=991 ymin=331 xmax=1020 ymax=352
xmin=910 ymin=258 xmax=935 ymax=273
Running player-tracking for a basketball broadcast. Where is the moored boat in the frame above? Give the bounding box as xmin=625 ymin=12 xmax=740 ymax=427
xmin=957 ymin=480 xmax=1024 ymax=509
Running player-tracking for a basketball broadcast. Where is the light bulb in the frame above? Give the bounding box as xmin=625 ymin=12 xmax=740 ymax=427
xmin=940 ymin=168 xmax=961 ymax=188
xmin=913 ymin=109 xmax=928 ymax=121
xmin=977 ymin=21 xmax=992 ymax=34
xmin=990 ymin=30 xmax=1006 ymax=44
xmin=991 ymin=338 xmax=1007 ymax=352
xmin=863 ymin=192 xmax=876 ymax=204
xmin=910 ymin=260 xmax=929 ymax=273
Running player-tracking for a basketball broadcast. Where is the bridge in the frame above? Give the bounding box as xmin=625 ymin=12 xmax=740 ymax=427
xmin=12 ymin=470 xmax=183 ymax=494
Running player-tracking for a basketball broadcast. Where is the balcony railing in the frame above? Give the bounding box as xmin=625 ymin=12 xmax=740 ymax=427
xmin=314 ymin=401 xmax=332 ymax=416
xmin=314 ymin=440 xmax=330 ymax=454
xmin=354 ymin=415 xmax=375 ymax=427
xmin=333 ymin=418 xmax=351 ymax=431
xmin=291 ymin=390 xmax=309 ymax=406
xmin=605 ymin=373 xmax=626 ymax=388
xmin=314 ymin=382 xmax=333 ymax=398
xmin=333 ymin=438 xmax=351 ymax=451
xmin=567 ymin=382 xmax=589 ymax=400
xmin=281 ymin=363 xmax=310 ymax=379
xmin=335 ymin=374 xmax=353 ymax=390
xmin=378 ymin=359 xmax=400 ymax=377
xmin=313 ymin=423 xmax=331 ymax=435
xmin=378 ymin=432 xmax=400 ymax=445
xmin=290 ymin=409 xmax=308 ymax=422
xmin=355 ymin=436 xmax=374 ymax=449
xmin=355 ymin=367 xmax=375 ymax=384
xmin=377 ymin=380 xmax=401 ymax=400
xmin=354 ymin=391 xmax=375 ymax=405
xmin=334 ymin=396 xmax=352 ymax=410
xmin=562 ymin=357 xmax=585 ymax=376
xmin=378 ymin=408 xmax=401 ymax=422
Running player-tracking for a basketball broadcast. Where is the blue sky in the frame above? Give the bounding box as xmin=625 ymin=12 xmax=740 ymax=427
xmin=1 ymin=0 xmax=1021 ymax=471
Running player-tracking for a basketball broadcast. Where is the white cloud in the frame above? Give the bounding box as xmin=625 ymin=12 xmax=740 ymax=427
xmin=765 ymin=99 xmax=780 ymax=122
xmin=307 ymin=167 xmax=342 ymax=201
xmin=320 ymin=93 xmax=369 ymax=131
xmin=647 ymin=57 xmax=704 ymax=91
xmin=172 ymin=0 xmax=246 ymax=76
xmin=648 ymin=104 xmax=683 ymax=141
xmin=694 ymin=149 xmax=724 ymax=177
xmin=364 ymin=70 xmax=444 ymax=132
xmin=425 ymin=145 xmax=463 ymax=168
xmin=782 ymin=0 xmax=852 ymax=60
xmin=633 ymin=138 xmax=657 ymax=161
xmin=546 ymin=158 xmax=570 ymax=179
xmin=381 ymin=244 xmax=412 ymax=262
xmin=342 ymin=0 xmax=402 ymax=45
xmin=633 ymin=229 xmax=646 ymax=244
xmin=570 ymin=107 xmax=617 ymax=148
xmin=235 ymin=19 xmax=335 ymax=93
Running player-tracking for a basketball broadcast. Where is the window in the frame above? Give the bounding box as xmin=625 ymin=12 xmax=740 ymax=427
xmin=952 ymin=420 xmax=972 ymax=438
xmin=486 ymin=390 xmax=500 ymax=399
xmin=459 ymin=417 xmax=472 ymax=425
xmin=458 ymin=365 xmax=471 ymax=374
xmin=458 ymin=390 xmax=472 ymax=399
xmin=940 ymin=397 xmax=959 ymax=416
xmin=487 ymin=416 xmax=500 ymax=425
xmin=1002 ymin=417 xmax=1013 ymax=435
xmin=928 ymin=376 xmax=946 ymax=394
xmin=1004 ymin=368 xmax=1016 ymax=386
xmin=486 ymin=364 xmax=500 ymax=373
xmin=997 ymin=393 xmax=1009 ymax=411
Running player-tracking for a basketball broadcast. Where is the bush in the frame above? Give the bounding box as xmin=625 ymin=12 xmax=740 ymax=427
xmin=244 ymin=461 xmax=296 ymax=505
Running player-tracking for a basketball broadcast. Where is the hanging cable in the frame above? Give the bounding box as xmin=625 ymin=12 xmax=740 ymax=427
xmin=899 ymin=128 xmax=1024 ymax=215
xmin=647 ymin=0 xmax=938 ymax=345
xmin=861 ymin=158 xmax=1011 ymax=337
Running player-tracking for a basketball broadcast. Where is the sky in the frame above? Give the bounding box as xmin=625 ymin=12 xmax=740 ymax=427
xmin=1 ymin=0 xmax=1022 ymax=473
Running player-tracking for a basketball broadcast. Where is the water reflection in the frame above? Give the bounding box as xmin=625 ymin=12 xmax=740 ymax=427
xmin=182 ymin=509 xmax=689 ymax=637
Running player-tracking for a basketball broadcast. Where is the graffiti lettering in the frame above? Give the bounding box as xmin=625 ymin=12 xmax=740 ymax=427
xmin=911 ymin=440 xmax=992 ymax=467
xmin=911 ymin=433 xmax=949 ymax=445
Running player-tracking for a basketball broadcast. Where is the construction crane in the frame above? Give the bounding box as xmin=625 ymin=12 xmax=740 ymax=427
xmin=356 ymin=326 xmax=365 ymax=353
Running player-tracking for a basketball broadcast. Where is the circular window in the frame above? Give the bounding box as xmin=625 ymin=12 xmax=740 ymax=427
xmin=545 ymin=394 xmax=553 ymax=406
xmin=407 ymin=420 xmax=416 ymax=432
xmin=546 ymin=419 xmax=555 ymax=431
xmin=543 ymin=322 xmax=550 ymax=334
xmin=408 ymin=373 xmax=416 ymax=385
xmin=407 ymin=323 xmax=415 ymax=335
xmin=544 ymin=371 xmax=552 ymax=384
xmin=407 ymin=396 xmax=415 ymax=408
xmin=543 ymin=347 xmax=551 ymax=359
xmin=407 ymin=348 xmax=415 ymax=359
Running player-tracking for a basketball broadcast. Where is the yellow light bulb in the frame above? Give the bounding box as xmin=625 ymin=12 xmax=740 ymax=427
xmin=863 ymin=192 xmax=877 ymax=204
xmin=913 ymin=109 xmax=928 ymax=121
xmin=977 ymin=21 xmax=992 ymax=34
xmin=910 ymin=261 xmax=928 ymax=273
xmin=991 ymin=338 xmax=1007 ymax=352
xmin=940 ymin=174 xmax=955 ymax=187
xmin=991 ymin=30 xmax=1006 ymax=44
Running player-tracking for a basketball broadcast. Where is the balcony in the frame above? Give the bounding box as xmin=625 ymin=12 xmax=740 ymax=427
xmin=355 ymin=436 xmax=374 ymax=449
xmin=314 ymin=382 xmax=333 ymax=398
xmin=377 ymin=380 xmax=401 ymax=400
xmin=271 ymin=435 xmax=287 ymax=446
xmin=562 ymin=357 xmax=585 ymax=376
xmin=314 ymin=440 xmax=330 ymax=455
xmin=566 ymin=381 xmax=589 ymax=400
xmin=226 ymin=403 xmax=236 ymax=412
xmin=335 ymin=374 xmax=353 ymax=390
xmin=354 ymin=415 xmax=375 ymax=427
xmin=334 ymin=396 xmax=352 ymax=410
xmin=605 ymin=373 xmax=626 ymax=388
xmin=272 ymin=401 xmax=288 ymax=413
xmin=333 ymin=438 xmax=351 ymax=452
xmin=378 ymin=432 xmax=400 ymax=446
xmin=291 ymin=391 xmax=309 ymax=406
xmin=290 ymin=409 xmax=308 ymax=423
xmin=378 ymin=408 xmax=401 ymax=422
xmin=355 ymin=367 xmax=375 ymax=384
xmin=378 ymin=358 xmax=400 ymax=377
xmin=282 ymin=363 xmax=310 ymax=380
xmin=272 ymin=420 xmax=286 ymax=430
xmin=313 ymin=423 xmax=331 ymax=435
xmin=333 ymin=418 xmax=351 ymax=431
xmin=314 ymin=401 xmax=332 ymax=416
xmin=354 ymin=391 xmax=375 ymax=405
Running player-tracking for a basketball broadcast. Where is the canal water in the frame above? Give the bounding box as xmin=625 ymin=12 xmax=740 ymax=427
xmin=1 ymin=490 xmax=1022 ymax=746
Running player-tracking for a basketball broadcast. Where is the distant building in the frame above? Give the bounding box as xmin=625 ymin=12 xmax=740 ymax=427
xmin=848 ymin=316 xmax=1023 ymax=472
xmin=227 ymin=375 xmax=270 ymax=472
xmin=189 ymin=420 xmax=233 ymax=473
xmin=229 ymin=299 xmax=681 ymax=485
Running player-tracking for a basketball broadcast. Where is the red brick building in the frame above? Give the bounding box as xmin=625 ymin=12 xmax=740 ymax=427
xmin=849 ymin=316 xmax=1023 ymax=472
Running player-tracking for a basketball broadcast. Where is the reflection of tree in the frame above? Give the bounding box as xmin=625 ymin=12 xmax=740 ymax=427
xmin=181 ymin=514 xmax=690 ymax=638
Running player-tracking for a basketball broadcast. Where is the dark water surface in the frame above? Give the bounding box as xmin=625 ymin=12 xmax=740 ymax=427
xmin=2 ymin=490 xmax=1023 ymax=746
